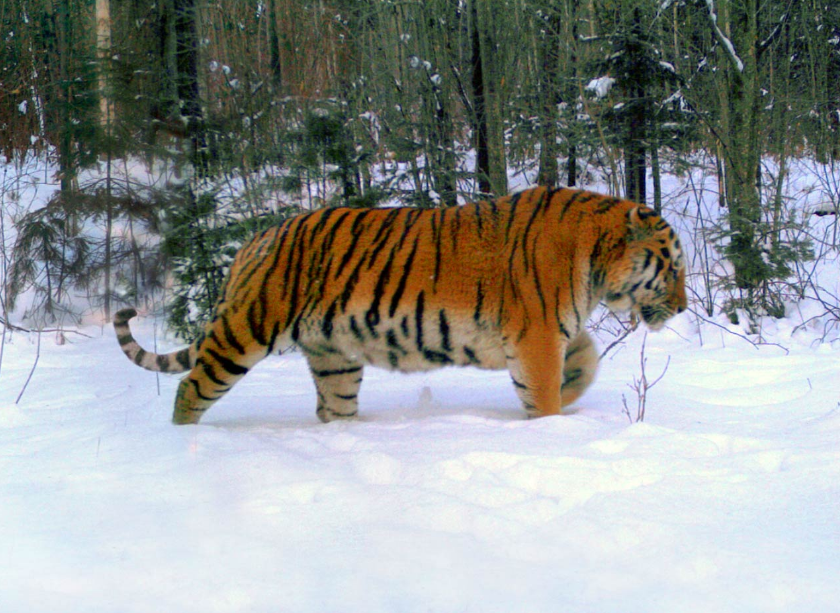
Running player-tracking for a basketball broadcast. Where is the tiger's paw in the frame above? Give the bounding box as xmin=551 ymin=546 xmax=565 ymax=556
xmin=316 ymin=405 xmax=359 ymax=423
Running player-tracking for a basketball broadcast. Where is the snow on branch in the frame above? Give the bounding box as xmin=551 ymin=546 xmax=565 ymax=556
xmin=704 ymin=0 xmax=744 ymax=73
xmin=586 ymin=77 xmax=616 ymax=99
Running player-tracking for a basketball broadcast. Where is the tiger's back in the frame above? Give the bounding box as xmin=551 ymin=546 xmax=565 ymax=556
xmin=115 ymin=186 xmax=685 ymax=424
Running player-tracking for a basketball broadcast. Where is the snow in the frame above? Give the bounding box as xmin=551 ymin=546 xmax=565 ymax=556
xmin=1 ymin=313 xmax=839 ymax=612
xmin=586 ymin=76 xmax=616 ymax=99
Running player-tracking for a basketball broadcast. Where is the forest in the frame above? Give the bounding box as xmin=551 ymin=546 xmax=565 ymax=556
xmin=1 ymin=0 xmax=839 ymax=338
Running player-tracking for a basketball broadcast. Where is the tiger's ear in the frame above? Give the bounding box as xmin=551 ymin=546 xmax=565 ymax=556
xmin=626 ymin=206 xmax=657 ymax=241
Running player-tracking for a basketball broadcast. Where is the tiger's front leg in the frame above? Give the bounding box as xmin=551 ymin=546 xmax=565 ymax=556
xmin=506 ymin=328 xmax=566 ymax=418
xmin=306 ymin=353 xmax=364 ymax=423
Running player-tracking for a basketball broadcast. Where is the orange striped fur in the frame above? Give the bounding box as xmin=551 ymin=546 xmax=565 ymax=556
xmin=114 ymin=186 xmax=686 ymax=424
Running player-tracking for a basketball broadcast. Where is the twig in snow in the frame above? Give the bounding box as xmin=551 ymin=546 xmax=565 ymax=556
xmin=16 ymin=329 xmax=42 ymax=405
xmin=621 ymin=333 xmax=671 ymax=423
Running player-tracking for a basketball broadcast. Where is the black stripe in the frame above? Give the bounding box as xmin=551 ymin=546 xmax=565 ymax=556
xmin=338 ymin=255 xmax=366 ymax=311
xmin=322 ymin=300 xmax=338 ymax=339
xmin=308 ymin=211 xmax=351 ymax=281
xmin=334 ymin=212 xmax=368 ymax=279
xmin=366 ymin=240 xmax=400 ymax=336
xmin=463 ymin=346 xmax=480 ymax=365
xmin=206 ymin=348 xmax=249 ymax=376
xmin=423 ymin=349 xmax=452 ymax=365
xmin=511 ymin=376 xmax=527 ymax=390
xmin=388 ymin=235 xmax=420 ymax=318
xmin=248 ymin=300 xmax=267 ymax=346
xmin=520 ymin=195 xmax=547 ymax=273
xmin=507 ymin=242 xmax=520 ymax=301
xmin=366 ymin=209 xmax=401 ymax=270
xmin=176 ymin=349 xmax=192 ymax=370
xmin=559 ymin=322 xmax=572 ymax=339
xmin=309 ymin=207 xmax=340 ymax=243
xmin=133 ymin=348 xmax=146 ymax=366
xmin=474 ymin=281 xmax=484 ymax=327
xmin=334 ymin=393 xmax=358 ymax=401
xmin=117 ymin=334 xmax=133 ymax=347
xmin=349 ymin=316 xmax=364 ymax=341
xmin=267 ymin=321 xmax=282 ymax=354
xmin=190 ymin=378 xmax=219 ymax=402
xmin=438 ymin=309 xmax=451 ymax=352
xmin=221 ymin=316 xmax=246 ymax=354
xmin=290 ymin=314 xmax=303 ymax=343
xmin=595 ymin=196 xmax=620 ymax=213
xmin=637 ymin=207 xmax=657 ymax=220
xmin=531 ymin=253 xmax=547 ymax=321
xmin=564 ymin=368 xmax=583 ymax=386
xmin=234 ymin=229 xmax=278 ymax=290
xmin=386 ymin=329 xmax=406 ymax=354
xmin=200 ymin=360 xmax=228 ymax=387
xmin=281 ymin=221 xmax=309 ymax=332
xmin=311 ymin=366 xmax=363 ymax=378
xmin=280 ymin=216 xmax=307 ymax=297
xmin=504 ymin=190 xmax=525 ymax=243
xmin=569 ymin=267 xmax=581 ymax=332
xmin=414 ymin=291 xmax=425 ymax=352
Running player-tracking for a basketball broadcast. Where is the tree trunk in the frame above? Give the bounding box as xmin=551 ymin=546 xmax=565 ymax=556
xmin=566 ymin=0 xmax=580 ymax=187
xmin=96 ymin=0 xmax=114 ymax=321
xmin=623 ymin=8 xmax=647 ymax=205
xmin=267 ymin=0 xmax=283 ymax=88
xmin=537 ymin=6 xmax=562 ymax=188
xmin=713 ymin=0 xmax=764 ymax=291
xmin=173 ymin=0 xmax=205 ymax=173
xmin=470 ymin=0 xmax=506 ymax=197
xmin=470 ymin=0 xmax=491 ymax=196
xmin=95 ymin=0 xmax=112 ymax=126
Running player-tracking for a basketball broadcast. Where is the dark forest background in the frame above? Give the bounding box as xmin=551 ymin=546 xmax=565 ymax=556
xmin=1 ymin=0 xmax=839 ymax=336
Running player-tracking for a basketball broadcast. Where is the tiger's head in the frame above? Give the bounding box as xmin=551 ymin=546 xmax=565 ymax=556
xmin=603 ymin=206 xmax=687 ymax=330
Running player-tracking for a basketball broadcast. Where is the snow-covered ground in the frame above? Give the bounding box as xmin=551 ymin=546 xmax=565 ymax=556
xmin=1 ymin=311 xmax=839 ymax=613
xmin=2 ymin=153 xmax=839 ymax=611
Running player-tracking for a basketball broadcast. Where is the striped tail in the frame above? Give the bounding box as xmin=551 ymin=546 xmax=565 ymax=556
xmin=113 ymin=308 xmax=196 ymax=373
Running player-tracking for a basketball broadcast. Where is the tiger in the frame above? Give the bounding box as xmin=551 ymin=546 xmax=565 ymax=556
xmin=114 ymin=186 xmax=687 ymax=425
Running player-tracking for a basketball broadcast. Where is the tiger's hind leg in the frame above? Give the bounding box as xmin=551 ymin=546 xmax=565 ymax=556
xmin=306 ymin=353 xmax=364 ymax=423
xmin=172 ymin=313 xmax=270 ymax=425
xmin=560 ymin=331 xmax=599 ymax=408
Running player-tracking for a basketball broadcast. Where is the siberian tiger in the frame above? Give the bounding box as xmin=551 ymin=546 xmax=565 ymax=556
xmin=114 ymin=186 xmax=686 ymax=425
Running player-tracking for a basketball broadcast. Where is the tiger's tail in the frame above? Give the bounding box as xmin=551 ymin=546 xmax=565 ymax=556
xmin=113 ymin=308 xmax=196 ymax=373
xmin=561 ymin=331 xmax=599 ymax=408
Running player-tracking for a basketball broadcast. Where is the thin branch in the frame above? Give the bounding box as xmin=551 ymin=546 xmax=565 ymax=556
xmin=757 ymin=2 xmax=795 ymax=56
xmin=16 ymin=329 xmax=42 ymax=404
xmin=600 ymin=319 xmax=639 ymax=360
xmin=688 ymin=307 xmax=790 ymax=354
